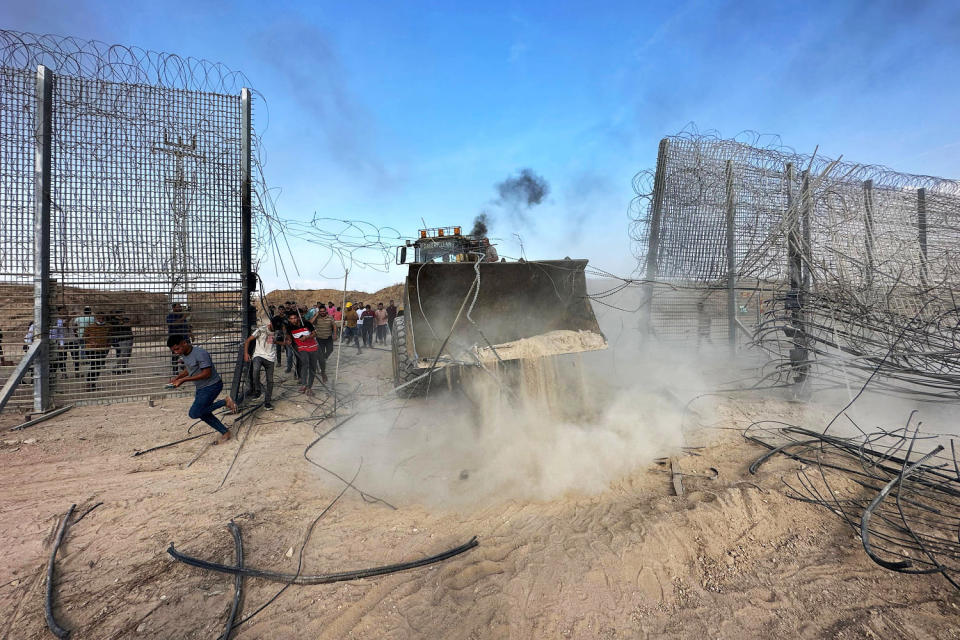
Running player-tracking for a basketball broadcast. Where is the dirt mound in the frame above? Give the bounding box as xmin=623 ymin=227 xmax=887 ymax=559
xmin=263 ymin=283 xmax=404 ymax=311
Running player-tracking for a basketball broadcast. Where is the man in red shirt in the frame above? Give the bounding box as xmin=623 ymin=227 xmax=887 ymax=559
xmin=286 ymin=310 xmax=320 ymax=396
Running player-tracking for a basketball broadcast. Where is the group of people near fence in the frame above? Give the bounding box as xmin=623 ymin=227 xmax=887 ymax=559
xmin=240 ymin=299 xmax=399 ymax=407
xmin=12 ymin=306 xmax=136 ymax=392
xmin=146 ymin=296 xmax=400 ymax=445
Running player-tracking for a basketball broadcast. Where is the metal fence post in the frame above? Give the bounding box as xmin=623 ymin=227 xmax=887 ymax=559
xmin=34 ymin=65 xmax=53 ymax=412
xmin=785 ymin=166 xmax=809 ymax=386
xmin=724 ymin=160 xmax=736 ymax=354
xmin=642 ymin=138 xmax=669 ymax=340
xmin=801 ymin=167 xmax=812 ymax=293
xmin=233 ymin=87 xmax=253 ymax=402
xmin=787 ymin=164 xmax=802 ymax=297
xmin=863 ymin=179 xmax=875 ymax=291
xmin=917 ymin=188 xmax=928 ymax=288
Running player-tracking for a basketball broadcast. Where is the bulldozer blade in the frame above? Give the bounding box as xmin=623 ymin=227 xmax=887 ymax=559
xmin=402 ymin=260 xmax=605 ymax=365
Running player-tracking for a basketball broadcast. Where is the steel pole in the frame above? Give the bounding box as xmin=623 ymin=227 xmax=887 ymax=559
xmin=33 ymin=65 xmax=53 ymax=412
xmin=234 ymin=87 xmax=253 ymax=402
xmin=863 ymin=179 xmax=875 ymax=292
xmin=724 ymin=160 xmax=736 ymax=354
xmin=642 ymin=138 xmax=669 ymax=340
xmin=917 ymin=187 xmax=928 ymax=288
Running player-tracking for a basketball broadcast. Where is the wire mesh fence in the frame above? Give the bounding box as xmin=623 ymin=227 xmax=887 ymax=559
xmin=0 ymin=31 xmax=253 ymax=410
xmin=631 ymin=131 xmax=960 ymax=396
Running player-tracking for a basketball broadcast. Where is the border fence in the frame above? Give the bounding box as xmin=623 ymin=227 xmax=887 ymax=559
xmin=630 ymin=132 xmax=960 ymax=397
xmin=0 ymin=31 xmax=254 ymax=412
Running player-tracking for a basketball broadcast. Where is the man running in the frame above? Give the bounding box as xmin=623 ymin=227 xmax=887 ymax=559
xmin=167 ymin=335 xmax=237 ymax=443
xmin=286 ymin=310 xmax=320 ymax=396
xmin=313 ymin=305 xmax=338 ymax=384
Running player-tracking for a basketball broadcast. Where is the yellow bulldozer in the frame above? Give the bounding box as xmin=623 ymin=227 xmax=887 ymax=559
xmin=392 ymin=226 xmax=607 ymax=395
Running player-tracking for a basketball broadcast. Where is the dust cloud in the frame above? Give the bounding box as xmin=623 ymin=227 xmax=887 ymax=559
xmin=311 ymin=284 xmax=719 ymax=509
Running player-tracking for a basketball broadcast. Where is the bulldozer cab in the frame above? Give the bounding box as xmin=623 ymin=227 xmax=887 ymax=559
xmin=390 ymin=226 xmax=607 ymax=393
xmin=397 ymin=227 xmax=485 ymax=265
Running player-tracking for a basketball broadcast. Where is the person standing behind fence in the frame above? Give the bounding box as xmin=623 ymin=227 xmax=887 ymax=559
xmin=23 ymin=322 xmax=35 ymax=384
xmin=72 ymin=306 xmax=94 ymax=374
xmin=313 ymin=305 xmax=337 ymax=385
xmin=107 ymin=309 xmax=120 ymax=363
xmin=386 ymin=299 xmax=398 ymax=334
xmin=83 ymin=312 xmax=111 ymax=392
xmin=114 ymin=315 xmax=133 ymax=374
xmin=49 ymin=308 xmax=66 ymax=377
xmin=286 ymin=310 xmax=319 ymax=396
xmin=167 ymin=335 xmax=237 ymax=444
xmin=166 ymin=303 xmax=191 ymax=376
xmin=243 ymin=317 xmax=278 ymax=410
xmin=57 ymin=307 xmax=79 ymax=377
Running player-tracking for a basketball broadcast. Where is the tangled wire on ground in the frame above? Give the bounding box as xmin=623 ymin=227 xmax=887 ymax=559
xmin=746 ymin=413 xmax=960 ymax=591
xmin=755 ymin=291 xmax=960 ymax=399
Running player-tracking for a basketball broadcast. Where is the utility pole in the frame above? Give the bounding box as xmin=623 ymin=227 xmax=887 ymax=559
xmin=154 ymin=133 xmax=204 ymax=301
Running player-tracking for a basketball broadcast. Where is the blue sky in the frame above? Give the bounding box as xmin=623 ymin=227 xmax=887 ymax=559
xmin=5 ymin=0 xmax=960 ymax=291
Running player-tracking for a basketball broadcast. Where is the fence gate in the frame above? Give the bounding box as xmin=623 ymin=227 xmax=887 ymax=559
xmin=0 ymin=32 xmax=254 ymax=412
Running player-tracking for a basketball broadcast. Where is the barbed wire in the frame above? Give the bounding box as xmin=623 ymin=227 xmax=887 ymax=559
xmin=0 ymin=29 xmax=250 ymax=95
xmin=630 ymin=127 xmax=960 ymax=396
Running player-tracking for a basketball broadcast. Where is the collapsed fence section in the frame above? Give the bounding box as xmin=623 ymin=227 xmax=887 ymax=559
xmin=0 ymin=31 xmax=255 ymax=411
xmin=630 ymin=132 xmax=960 ymax=396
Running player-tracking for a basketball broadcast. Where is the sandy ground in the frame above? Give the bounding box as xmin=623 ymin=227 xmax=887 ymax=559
xmin=1 ymin=343 xmax=959 ymax=640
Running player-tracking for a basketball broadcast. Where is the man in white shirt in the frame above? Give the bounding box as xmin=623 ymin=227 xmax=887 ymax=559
xmin=72 ymin=306 xmax=94 ymax=340
xmin=243 ymin=317 xmax=280 ymax=410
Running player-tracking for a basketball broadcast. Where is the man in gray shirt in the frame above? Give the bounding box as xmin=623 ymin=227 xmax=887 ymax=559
xmin=167 ymin=335 xmax=237 ymax=443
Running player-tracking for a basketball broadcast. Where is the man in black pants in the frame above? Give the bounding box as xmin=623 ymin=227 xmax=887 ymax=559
xmin=282 ymin=305 xmax=301 ymax=378
xmin=312 ymin=305 xmax=337 ymax=384
xmin=360 ymin=304 xmax=375 ymax=348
